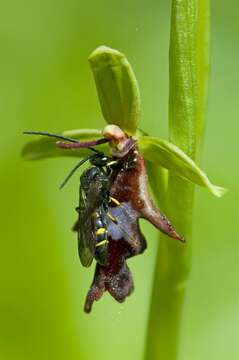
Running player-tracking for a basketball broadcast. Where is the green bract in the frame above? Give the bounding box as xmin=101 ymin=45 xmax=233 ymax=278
xmin=89 ymin=46 xmax=140 ymax=135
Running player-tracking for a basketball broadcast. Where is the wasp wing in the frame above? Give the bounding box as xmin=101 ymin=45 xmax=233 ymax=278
xmin=107 ymin=202 xmax=147 ymax=257
xmin=76 ymin=188 xmax=96 ymax=267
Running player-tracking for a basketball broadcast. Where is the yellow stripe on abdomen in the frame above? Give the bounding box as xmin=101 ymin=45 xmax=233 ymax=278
xmin=95 ymin=227 xmax=106 ymax=236
xmin=96 ymin=239 xmax=109 ymax=247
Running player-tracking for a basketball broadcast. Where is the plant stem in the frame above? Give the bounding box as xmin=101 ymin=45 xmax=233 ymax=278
xmin=144 ymin=1 xmax=210 ymax=359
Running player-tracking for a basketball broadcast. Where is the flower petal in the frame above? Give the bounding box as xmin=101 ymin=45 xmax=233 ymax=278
xmin=139 ymin=136 xmax=227 ymax=197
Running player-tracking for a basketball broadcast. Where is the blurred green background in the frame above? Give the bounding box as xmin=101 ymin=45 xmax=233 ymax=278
xmin=1 ymin=1 xmax=238 ymax=359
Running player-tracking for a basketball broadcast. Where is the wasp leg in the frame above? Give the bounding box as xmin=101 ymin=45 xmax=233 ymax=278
xmin=106 ymin=160 xmax=118 ymax=167
xmin=109 ymin=197 xmax=121 ymax=207
xmin=107 ymin=212 xmax=118 ymax=224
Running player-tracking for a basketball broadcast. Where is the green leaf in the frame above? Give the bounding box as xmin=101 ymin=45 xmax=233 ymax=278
xmin=22 ymin=129 xmax=108 ymax=160
xmin=89 ymin=46 xmax=141 ymax=135
xmin=139 ymin=136 xmax=226 ymax=197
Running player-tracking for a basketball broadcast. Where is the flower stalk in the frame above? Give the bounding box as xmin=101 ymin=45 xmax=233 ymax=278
xmin=144 ymin=1 xmax=210 ymax=359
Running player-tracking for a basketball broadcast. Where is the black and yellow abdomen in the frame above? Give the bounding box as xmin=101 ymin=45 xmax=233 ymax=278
xmin=92 ymin=211 xmax=109 ymax=265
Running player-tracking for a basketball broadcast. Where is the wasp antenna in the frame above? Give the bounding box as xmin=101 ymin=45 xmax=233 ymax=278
xmin=23 ymin=131 xmax=79 ymax=143
xmin=59 ymin=154 xmax=97 ymax=189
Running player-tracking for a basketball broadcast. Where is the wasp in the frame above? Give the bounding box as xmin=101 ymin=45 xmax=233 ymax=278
xmin=24 ymin=127 xmax=184 ymax=313
xmin=66 ymin=149 xmax=145 ymax=268
xmin=23 ymin=130 xmax=135 ymax=268
xmin=72 ymin=152 xmax=118 ymax=267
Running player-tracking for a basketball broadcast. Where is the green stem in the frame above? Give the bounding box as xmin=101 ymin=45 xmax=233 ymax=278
xmin=144 ymin=1 xmax=210 ymax=359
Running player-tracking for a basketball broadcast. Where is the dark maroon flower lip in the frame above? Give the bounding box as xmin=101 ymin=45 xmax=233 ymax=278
xmin=84 ymin=249 xmax=134 ymax=314
xmin=83 ymin=137 xmax=184 ymax=313
xmin=109 ymin=143 xmax=185 ymax=241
